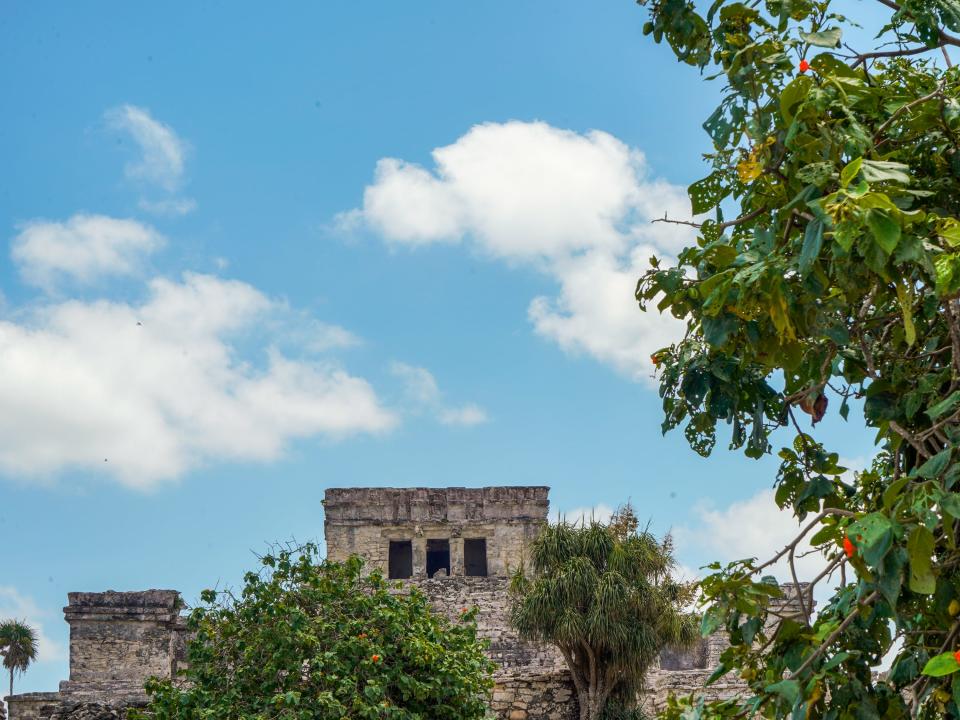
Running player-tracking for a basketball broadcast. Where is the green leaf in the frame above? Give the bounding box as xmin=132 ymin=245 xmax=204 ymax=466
xmin=927 ymin=391 xmax=960 ymax=420
xmin=860 ymin=160 xmax=912 ymax=184
xmin=765 ymin=679 xmax=800 ymax=705
xmin=916 ymin=448 xmax=952 ymax=478
xmin=780 ymin=76 xmax=813 ymax=124
xmin=840 ymin=157 xmax=863 ymax=188
xmin=922 ymin=651 xmax=960 ymax=677
xmin=800 ymin=28 xmax=842 ymax=47
xmin=908 ymin=525 xmax=936 ymax=595
xmin=941 ymin=492 xmax=960 ymax=519
xmin=799 ymin=219 xmax=823 ymax=274
xmin=689 ymin=171 xmax=730 ymax=215
xmin=866 ymin=209 xmax=901 ymax=255
xmin=895 ymin=281 xmax=916 ymax=346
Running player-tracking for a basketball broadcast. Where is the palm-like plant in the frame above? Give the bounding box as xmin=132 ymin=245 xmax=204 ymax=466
xmin=510 ymin=504 xmax=699 ymax=720
xmin=0 ymin=620 xmax=39 ymax=699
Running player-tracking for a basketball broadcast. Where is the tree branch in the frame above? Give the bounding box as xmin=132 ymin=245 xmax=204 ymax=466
xmin=652 ymin=206 xmax=768 ymax=232
xmin=787 ymin=590 xmax=879 ymax=680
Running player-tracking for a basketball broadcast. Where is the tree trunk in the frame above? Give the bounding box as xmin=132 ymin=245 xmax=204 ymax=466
xmin=8 ymin=666 xmax=12 ymax=699
xmin=577 ymin=684 xmax=606 ymax=720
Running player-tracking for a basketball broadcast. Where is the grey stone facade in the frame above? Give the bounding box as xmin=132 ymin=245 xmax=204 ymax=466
xmin=5 ymin=485 xmax=812 ymax=720
xmin=5 ymin=591 xmax=187 ymax=720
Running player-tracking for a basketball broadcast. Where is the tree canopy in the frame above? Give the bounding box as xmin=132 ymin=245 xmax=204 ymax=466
xmin=509 ymin=504 xmax=698 ymax=720
xmin=0 ymin=619 xmax=38 ymax=700
xmin=137 ymin=545 xmax=495 ymax=720
xmin=634 ymin=0 xmax=960 ymax=717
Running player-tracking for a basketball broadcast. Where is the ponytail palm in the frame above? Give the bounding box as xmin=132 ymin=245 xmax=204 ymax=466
xmin=0 ymin=619 xmax=38 ymax=699
xmin=510 ymin=506 xmax=698 ymax=720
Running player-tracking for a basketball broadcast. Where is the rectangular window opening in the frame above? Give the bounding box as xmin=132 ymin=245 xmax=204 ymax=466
xmin=426 ymin=539 xmax=451 ymax=578
xmin=464 ymin=538 xmax=488 ymax=577
xmin=388 ymin=540 xmax=413 ymax=579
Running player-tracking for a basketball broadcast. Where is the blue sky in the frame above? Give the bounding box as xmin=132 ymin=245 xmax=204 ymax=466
xmin=1 ymin=0 xmax=883 ymax=695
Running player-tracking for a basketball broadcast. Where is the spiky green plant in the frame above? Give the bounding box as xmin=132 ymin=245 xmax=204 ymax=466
xmin=0 ymin=619 xmax=38 ymax=699
xmin=509 ymin=504 xmax=698 ymax=720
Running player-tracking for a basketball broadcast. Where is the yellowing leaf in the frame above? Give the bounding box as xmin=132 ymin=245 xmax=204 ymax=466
xmin=737 ymin=158 xmax=763 ymax=183
xmin=895 ymin=281 xmax=916 ymax=346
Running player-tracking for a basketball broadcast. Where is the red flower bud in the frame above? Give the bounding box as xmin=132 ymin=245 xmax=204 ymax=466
xmin=843 ymin=535 xmax=855 ymax=559
xmin=371 ymin=654 xmax=381 ymax=662
xmin=954 ymin=650 xmax=960 ymax=664
xmin=799 ymin=59 xmax=810 ymax=73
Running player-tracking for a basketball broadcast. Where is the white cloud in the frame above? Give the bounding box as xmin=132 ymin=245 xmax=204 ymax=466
xmin=342 ymin=121 xmax=697 ymax=383
xmin=0 ymin=587 xmax=67 ymax=664
xmin=552 ymin=503 xmax=615 ymax=526
xmin=106 ymin=104 xmax=195 ymax=215
xmin=673 ymin=487 xmax=865 ymax=617
xmin=0 ymin=272 xmax=397 ymax=489
xmin=106 ymin=105 xmax=186 ymax=191
xmin=439 ymin=404 xmax=488 ymax=427
xmin=390 ymin=362 xmax=488 ymax=427
xmin=12 ymin=214 xmax=164 ymax=291
xmin=138 ymin=197 xmax=198 ymax=217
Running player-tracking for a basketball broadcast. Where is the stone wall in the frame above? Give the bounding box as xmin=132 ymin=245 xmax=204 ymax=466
xmin=323 ymin=487 xmax=549 ymax=577
xmin=5 ymin=591 xmax=187 ymax=720
xmin=61 ymin=590 xmax=187 ymax=697
xmin=492 ymin=671 xmax=577 ymax=720
xmin=411 ymin=576 xmax=566 ymax=675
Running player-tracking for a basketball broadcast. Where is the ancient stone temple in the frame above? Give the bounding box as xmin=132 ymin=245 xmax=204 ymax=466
xmin=3 ymin=485 xmax=811 ymax=720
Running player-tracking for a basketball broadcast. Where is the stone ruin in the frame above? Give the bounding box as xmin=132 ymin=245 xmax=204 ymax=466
xmin=5 ymin=486 xmax=811 ymax=720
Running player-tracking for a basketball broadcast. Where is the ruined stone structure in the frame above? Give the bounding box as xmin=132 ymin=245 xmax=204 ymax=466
xmin=4 ymin=485 xmax=811 ymax=720
xmin=6 ymin=591 xmax=187 ymax=720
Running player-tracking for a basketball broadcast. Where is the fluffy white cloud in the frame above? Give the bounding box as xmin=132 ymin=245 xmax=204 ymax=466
xmin=0 ymin=587 xmax=67 ymax=664
xmin=0 ymin=272 xmax=397 ymax=489
xmin=342 ymin=121 xmax=697 ymax=382
xmin=390 ymin=362 xmax=488 ymax=427
xmin=12 ymin=214 xmax=164 ymax=291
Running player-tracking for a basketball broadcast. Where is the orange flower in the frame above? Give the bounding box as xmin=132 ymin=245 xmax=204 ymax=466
xmin=954 ymin=650 xmax=960 ymax=664
xmin=799 ymin=59 xmax=810 ymax=73
xmin=358 ymin=633 xmax=367 ymax=639
xmin=843 ymin=535 xmax=855 ymax=559
xmin=461 ymin=607 xmax=469 ymax=614
xmin=371 ymin=654 xmax=381 ymax=662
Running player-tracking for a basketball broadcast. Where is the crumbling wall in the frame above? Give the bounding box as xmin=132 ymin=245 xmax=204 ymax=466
xmin=492 ymin=671 xmax=578 ymax=720
xmin=323 ymin=487 xmax=548 ymax=577
xmin=412 ymin=576 xmax=566 ymax=674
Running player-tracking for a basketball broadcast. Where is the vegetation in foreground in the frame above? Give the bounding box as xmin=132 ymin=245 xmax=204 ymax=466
xmin=510 ymin=504 xmax=698 ymax=720
xmin=635 ymin=0 xmax=960 ymax=717
xmin=137 ymin=544 xmax=495 ymax=720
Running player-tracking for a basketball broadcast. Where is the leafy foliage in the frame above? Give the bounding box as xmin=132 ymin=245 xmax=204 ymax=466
xmin=635 ymin=0 xmax=960 ymax=717
xmin=0 ymin=619 xmax=38 ymax=698
xmin=136 ymin=545 xmax=495 ymax=720
xmin=510 ymin=505 xmax=698 ymax=720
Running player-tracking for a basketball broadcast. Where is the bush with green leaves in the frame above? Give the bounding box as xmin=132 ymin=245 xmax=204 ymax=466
xmin=510 ymin=504 xmax=698 ymax=720
xmin=137 ymin=544 xmax=495 ymax=720
xmin=633 ymin=0 xmax=960 ymax=717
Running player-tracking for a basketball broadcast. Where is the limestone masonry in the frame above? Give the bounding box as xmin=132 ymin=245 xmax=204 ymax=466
xmin=5 ymin=486 xmax=809 ymax=720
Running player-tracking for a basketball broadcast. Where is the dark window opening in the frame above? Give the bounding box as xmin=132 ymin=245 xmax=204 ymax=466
xmin=464 ymin=538 xmax=488 ymax=577
xmin=389 ymin=540 xmax=413 ymax=579
xmin=426 ymin=539 xmax=451 ymax=578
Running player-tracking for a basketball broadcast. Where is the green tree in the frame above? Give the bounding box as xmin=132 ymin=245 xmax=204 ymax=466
xmin=0 ymin=619 xmax=38 ymax=699
xmin=633 ymin=0 xmax=960 ymax=717
xmin=137 ymin=544 xmax=495 ymax=720
xmin=509 ymin=505 xmax=698 ymax=720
